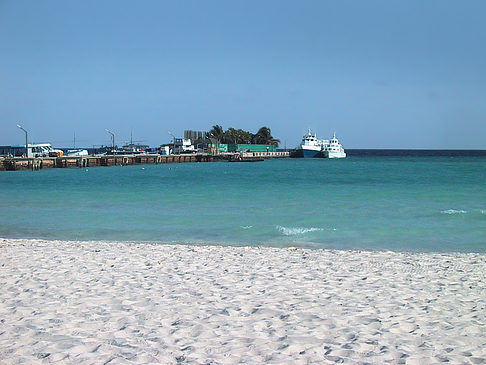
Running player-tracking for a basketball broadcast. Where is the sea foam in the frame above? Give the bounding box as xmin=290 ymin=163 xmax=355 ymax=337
xmin=441 ymin=209 xmax=468 ymax=215
xmin=276 ymin=226 xmax=323 ymax=236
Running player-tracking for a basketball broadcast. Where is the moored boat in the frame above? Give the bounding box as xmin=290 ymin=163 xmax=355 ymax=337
xmin=294 ymin=130 xmax=328 ymax=158
xmin=66 ymin=149 xmax=89 ymax=157
xmin=323 ymin=133 xmax=346 ymax=158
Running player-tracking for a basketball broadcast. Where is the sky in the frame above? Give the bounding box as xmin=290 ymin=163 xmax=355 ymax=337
xmin=1 ymin=0 xmax=485 ymax=149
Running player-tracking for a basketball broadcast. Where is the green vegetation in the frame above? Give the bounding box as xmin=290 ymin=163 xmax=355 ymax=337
xmin=208 ymin=125 xmax=280 ymax=147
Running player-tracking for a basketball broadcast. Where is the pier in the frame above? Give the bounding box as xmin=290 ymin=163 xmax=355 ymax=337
xmin=0 ymin=151 xmax=289 ymax=171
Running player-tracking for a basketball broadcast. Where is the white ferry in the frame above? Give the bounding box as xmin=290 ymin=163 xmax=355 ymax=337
xmin=294 ymin=130 xmax=346 ymax=158
xmin=294 ymin=130 xmax=328 ymax=158
xmin=323 ymin=133 xmax=346 ymax=158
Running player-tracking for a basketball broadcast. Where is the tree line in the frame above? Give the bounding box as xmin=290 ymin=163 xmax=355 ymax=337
xmin=207 ymin=125 xmax=280 ymax=147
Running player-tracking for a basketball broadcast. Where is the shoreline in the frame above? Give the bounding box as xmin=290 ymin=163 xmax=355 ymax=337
xmin=2 ymin=236 xmax=485 ymax=255
xmin=1 ymin=238 xmax=485 ymax=363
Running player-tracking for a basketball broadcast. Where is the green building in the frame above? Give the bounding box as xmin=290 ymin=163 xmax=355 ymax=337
xmin=208 ymin=143 xmax=229 ymax=152
xmin=228 ymin=144 xmax=276 ymax=152
xmin=208 ymin=144 xmax=276 ymax=153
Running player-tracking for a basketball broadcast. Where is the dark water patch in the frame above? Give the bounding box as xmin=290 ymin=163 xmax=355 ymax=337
xmin=346 ymin=149 xmax=486 ymax=157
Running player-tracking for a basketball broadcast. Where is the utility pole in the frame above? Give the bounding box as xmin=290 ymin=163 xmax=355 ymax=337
xmin=168 ymin=131 xmax=176 ymax=155
xmin=105 ymin=129 xmax=115 ymax=163
xmin=17 ymin=124 xmax=28 ymax=157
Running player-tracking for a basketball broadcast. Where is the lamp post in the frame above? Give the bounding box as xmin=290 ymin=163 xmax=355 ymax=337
xmin=168 ymin=131 xmax=176 ymax=155
xmin=17 ymin=124 xmax=28 ymax=157
xmin=105 ymin=129 xmax=115 ymax=163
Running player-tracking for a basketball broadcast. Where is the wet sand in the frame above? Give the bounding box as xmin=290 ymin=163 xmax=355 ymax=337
xmin=1 ymin=238 xmax=485 ymax=364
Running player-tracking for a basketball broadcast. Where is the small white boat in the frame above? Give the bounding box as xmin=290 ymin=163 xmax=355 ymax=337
xmin=323 ymin=133 xmax=346 ymax=158
xmin=66 ymin=149 xmax=89 ymax=157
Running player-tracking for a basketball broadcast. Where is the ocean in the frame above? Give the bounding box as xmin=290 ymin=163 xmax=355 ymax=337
xmin=1 ymin=153 xmax=485 ymax=252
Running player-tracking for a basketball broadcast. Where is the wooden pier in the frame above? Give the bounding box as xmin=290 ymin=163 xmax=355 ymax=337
xmin=0 ymin=152 xmax=289 ymax=171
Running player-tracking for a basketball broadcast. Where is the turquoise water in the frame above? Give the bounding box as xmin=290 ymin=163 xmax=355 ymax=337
xmin=1 ymin=157 xmax=485 ymax=252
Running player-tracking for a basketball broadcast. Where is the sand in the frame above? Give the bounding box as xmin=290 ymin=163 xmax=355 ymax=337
xmin=0 ymin=238 xmax=485 ymax=364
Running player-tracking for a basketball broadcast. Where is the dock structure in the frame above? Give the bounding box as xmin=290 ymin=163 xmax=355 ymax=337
xmin=0 ymin=152 xmax=289 ymax=171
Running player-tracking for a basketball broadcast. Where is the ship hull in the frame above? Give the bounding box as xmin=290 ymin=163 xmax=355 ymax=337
xmin=323 ymin=150 xmax=347 ymax=158
xmin=294 ymin=147 xmax=323 ymax=158
xmin=324 ymin=150 xmax=346 ymax=158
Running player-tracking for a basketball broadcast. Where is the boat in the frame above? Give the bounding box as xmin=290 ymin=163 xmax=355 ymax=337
xmin=229 ymin=156 xmax=264 ymax=162
xmin=228 ymin=152 xmax=264 ymax=162
xmin=66 ymin=149 xmax=88 ymax=157
xmin=116 ymin=143 xmax=150 ymax=155
xmin=102 ymin=143 xmax=151 ymax=156
xmin=228 ymin=157 xmax=264 ymax=162
xmin=323 ymin=133 xmax=346 ymax=158
xmin=293 ymin=130 xmax=347 ymax=158
xmin=65 ymin=133 xmax=89 ymax=156
xmin=294 ymin=130 xmax=328 ymax=158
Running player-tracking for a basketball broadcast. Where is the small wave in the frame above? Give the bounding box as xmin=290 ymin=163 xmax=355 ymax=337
xmin=240 ymin=226 xmax=253 ymax=229
xmin=441 ymin=209 xmax=468 ymax=215
xmin=276 ymin=225 xmax=323 ymax=236
xmin=481 ymin=210 xmax=486 ymax=215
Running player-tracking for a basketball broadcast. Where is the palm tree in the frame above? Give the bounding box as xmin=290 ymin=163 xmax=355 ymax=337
xmin=223 ymin=128 xmax=253 ymax=144
xmin=208 ymin=125 xmax=224 ymax=143
xmin=207 ymin=124 xmax=224 ymax=153
xmin=252 ymin=126 xmax=280 ymax=147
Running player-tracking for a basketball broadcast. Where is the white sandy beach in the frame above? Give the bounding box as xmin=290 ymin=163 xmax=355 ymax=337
xmin=0 ymin=238 xmax=485 ymax=364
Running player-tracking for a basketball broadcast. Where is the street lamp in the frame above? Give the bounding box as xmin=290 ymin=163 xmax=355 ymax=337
xmin=168 ymin=131 xmax=176 ymax=155
xmin=17 ymin=124 xmax=28 ymax=157
xmin=105 ymin=129 xmax=115 ymax=157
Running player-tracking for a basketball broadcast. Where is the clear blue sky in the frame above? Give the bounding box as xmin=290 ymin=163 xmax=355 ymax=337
xmin=1 ymin=0 xmax=485 ymax=149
